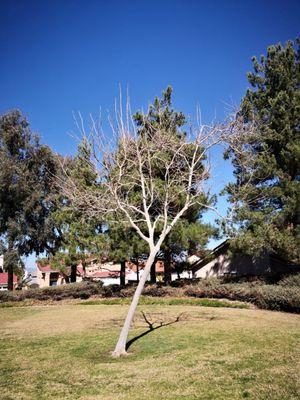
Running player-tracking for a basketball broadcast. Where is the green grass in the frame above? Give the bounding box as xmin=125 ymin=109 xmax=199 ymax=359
xmin=0 ymin=303 xmax=299 ymax=399
xmin=79 ymin=296 xmax=249 ymax=308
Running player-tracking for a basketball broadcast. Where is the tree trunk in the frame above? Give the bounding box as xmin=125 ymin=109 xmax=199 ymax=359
xmin=150 ymin=259 xmax=156 ymax=284
xmin=70 ymin=265 xmax=77 ymax=283
xmin=164 ymin=249 xmax=172 ymax=285
xmin=120 ymin=260 xmax=126 ymax=286
xmin=112 ymin=248 xmax=158 ymax=357
xmin=136 ymin=263 xmax=139 ymax=283
xmin=7 ymin=242 xmax=14 ymax=291
xmin=7 ymin=263 xmax=14 ymax=291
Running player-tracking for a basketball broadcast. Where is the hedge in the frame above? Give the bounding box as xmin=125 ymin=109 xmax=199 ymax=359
xmin=1 ymin=274 xmax=299 ymax=313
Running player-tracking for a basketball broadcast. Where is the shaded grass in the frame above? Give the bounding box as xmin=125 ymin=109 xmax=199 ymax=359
xmin=0 ymin=304 xmax=299 ymax=400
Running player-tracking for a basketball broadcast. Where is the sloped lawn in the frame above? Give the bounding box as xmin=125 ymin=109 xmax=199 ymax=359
xmin=0 ymin=304 xmax=299 ymax=399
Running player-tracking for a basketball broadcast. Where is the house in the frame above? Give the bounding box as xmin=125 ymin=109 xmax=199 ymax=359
xmin=36 ymin=258 xmax=124 ymax=287
xmin=35 ymin=252 xmax=200 ymax=288
xmin=36 ymin=263 xmax=84 ymax=288
xmin=0 ymin=272 xmax=18 ymax=291
xmin=88 ymin=270 xmax=129 ymax=286
xmin=80 ymin=259 xmax=121 ymax=275
xmin=0 ymin=255 xmax=19 ymax=290
xmin=22 ymin=270 xmax=39 ymax=289
xmin=79 ymin=259 xmax=126 ymax=285
xmin=192 ymin=240 xmax=288 ymax=278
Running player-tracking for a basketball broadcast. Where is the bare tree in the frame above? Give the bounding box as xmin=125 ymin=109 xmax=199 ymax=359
xmin=63 ymin=98 xmax=224 ymax=357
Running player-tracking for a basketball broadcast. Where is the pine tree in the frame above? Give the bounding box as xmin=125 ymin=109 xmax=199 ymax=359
xmin=48 ymin=139 xmax=105 ymax=281
xmin=225 ymin=39 xmax=300 ymax=263
xmin=105 ymin=224 xmax=147 ymax=285
xmin=134 ymin=87 xmax=217 ymax=283
xmin=0 ymin=110 xmax=61 ymax=289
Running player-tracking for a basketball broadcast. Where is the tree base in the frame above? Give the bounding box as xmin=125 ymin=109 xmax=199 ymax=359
xmin=111 ymin=349 xmax=128 ymax=358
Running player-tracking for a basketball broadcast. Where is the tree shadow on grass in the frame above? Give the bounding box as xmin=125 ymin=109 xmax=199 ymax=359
xmin=125 ymin=311 xmax=185 ymax=351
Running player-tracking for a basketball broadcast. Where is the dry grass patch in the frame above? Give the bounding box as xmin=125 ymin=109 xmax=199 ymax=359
xmin=0 ymin=304 xmax=299 ymax=400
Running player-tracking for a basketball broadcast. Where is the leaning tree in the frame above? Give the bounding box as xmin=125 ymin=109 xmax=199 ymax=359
xmin=63 ymin=93 xmax=223 ymax=357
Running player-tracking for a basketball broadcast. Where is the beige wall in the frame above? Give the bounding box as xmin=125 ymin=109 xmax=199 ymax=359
xmin=36 ymin=267 xmax=48 ymax=288
xmin=36 ymin=266 xmax=83 ymax=288
xmin=194 ymin=254 xmax=231 ymax=278
xmin=194 ymin=252 xmax=271 ymax=278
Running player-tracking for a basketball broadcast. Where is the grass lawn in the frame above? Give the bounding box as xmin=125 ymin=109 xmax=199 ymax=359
xmin=0 ymin=302 xmax=299 ymax=400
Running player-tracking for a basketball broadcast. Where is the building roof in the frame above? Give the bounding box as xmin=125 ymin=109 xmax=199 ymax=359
xmin=90 ymin=270 xmax=124 ymax=279
xmin=37 ymin=264 xmax=56 ymax=273
xmin=77 ymin=266 xmax=84 ymax=276
xmin=127 ymin=260 xmax=165 ymax=273
xmin=37 ymin=263 xmax=85 ymax=277
xmin=191 ymin=240 xmax=230 ymax=272
xmin=0 ymin=272 xmax=18 ymax=285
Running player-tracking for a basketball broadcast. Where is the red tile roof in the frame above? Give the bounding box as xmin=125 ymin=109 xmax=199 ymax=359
xmin=37 ymin=264 xmax=84 ymax=276
xmin=77 ymin=266 xmax=85 ymax=276
xmin=90 ymin=270 xmax=127 ymax=279
xmin=128 ymin=260 xmax=164 ymax=273
xmin=0 ymin=272 xmax=18 ymax=285
xmin=37 ymin=264 xmax=55 ymax=273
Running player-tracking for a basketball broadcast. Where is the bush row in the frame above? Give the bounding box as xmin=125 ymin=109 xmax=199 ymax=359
xmin=0 ymin=274 xmax=299 ymax=313
xmin=0 ymin=281 xmax=104 ymax=302
xmin=183 ymin=282 xmax=300 ymax=313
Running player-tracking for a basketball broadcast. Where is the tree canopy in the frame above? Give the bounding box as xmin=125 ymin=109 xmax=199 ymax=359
xmin=134 ymin=87 xmax=217 ymax=281
xmin=45 ymin=139 xmax=106 ymax=282
xmin=0 ymin=110 xmax=61 ymax=289
xmin=224 ymin=39 xmax=300 ymax=263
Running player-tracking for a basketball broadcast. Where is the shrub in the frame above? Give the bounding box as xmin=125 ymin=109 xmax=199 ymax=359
xmin=170 ymin=278 xmax=199 ymax=287
xmin=253 ymin=285 xmax=300 ymax=312
xmin=142 ymin=285 xmax=178 ymax=297
xmin=1 ymin=275 xmax=299 ymax=313
xmin=0 ymin=281 xmax=104 ymax=302
xmin=183 ymin=281 xmax=300 ymax=313
xmin=278 ymin=273 xmax=300 ymax=287
xmin=102 ymin=284 xmax=123 ymax=297
xmin=0 ymin=291 xmax=20 ymax=303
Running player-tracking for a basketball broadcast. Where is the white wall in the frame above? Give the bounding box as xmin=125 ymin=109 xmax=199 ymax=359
xmin=97 ymin=277 xmax=121 ymax=286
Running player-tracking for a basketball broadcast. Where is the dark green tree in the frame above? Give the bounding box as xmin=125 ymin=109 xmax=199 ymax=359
xmin=134 ymin=87 xmax=217 ymax=283
xmin=51 ymin=139 xmax=145 ymax=286
xmin=224 ymin=39 xmax=300 ymax=263
xmin=105 ymin=224 xmax=147 ymax=285
xmin=0 ymin=110 xmax=61 ymax=290
xmin=48 ymin=139 xmax=106 ymax=281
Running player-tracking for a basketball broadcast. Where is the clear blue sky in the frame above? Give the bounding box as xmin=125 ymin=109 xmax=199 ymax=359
xmin=0 ymin=0 xmax=299 ymax=269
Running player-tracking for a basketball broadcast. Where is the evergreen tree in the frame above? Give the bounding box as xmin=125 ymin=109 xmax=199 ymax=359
xmin=50 ymin=140 xmax=145 ymax=285
xmin=225 ymin=39 xmax=300 ymax=263
xmin=105 ymin=224 xmax=147 ymax=285
xmin=48 ymin=139 xmax=105 ymax=281
xmin=134 ymin=87 xmax=217 ymax=283
xmin=0 ymin=110 xmax=61 ymax=289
